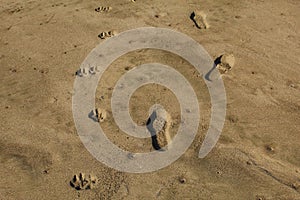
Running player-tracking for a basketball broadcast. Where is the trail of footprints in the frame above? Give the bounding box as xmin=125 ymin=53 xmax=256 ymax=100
xmin=72 ymin=4 xmax=236 ymax=190
xmin=94 ymin=5 xmax=114 ymax=39
xmin=95 ymin=0 xmax=137 ymax=39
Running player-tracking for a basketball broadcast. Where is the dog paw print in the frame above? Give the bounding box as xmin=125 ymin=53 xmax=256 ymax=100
xmin=76 ymin=66 xmax=101 ymax=77
xmin=70 ymin=173 xmax=98 ymax=190
xmin=98 ymin=30 xmax=117 ymax=39
xmin=95 ymin=6 xmax=112 ymax=12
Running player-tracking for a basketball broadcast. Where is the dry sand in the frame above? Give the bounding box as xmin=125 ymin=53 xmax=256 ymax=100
xmin=0 ymin=0 xmax=300 ymax=199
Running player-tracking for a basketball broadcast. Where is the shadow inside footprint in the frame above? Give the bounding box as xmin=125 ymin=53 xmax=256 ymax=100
xmin=204 ymin=55 xmax=223 ymax=81
xmin=146 ymin=113 xmax=161 ymax=150
xmin=190 ymin=12 xmax=200 ymax=29
xmin=190 ymin=11 xmax=209 ymax=29
xmin=151 ymin=135 xmax=161 ymax=150
xmin=88 ymin=110 xmax=98 ymax=122
xmin=146 ymin=112 xmax=167 ymax=151
xmin=214 ymin=55 xmax=222 ymax=66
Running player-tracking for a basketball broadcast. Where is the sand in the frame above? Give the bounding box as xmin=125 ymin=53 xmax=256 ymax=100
xmin=0 ymin=0 xmax=299 ymax=199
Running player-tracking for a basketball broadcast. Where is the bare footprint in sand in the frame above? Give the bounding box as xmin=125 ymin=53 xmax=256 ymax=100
xmin=215 ymin=53 xmax=235 ymax=74
xmin=190 ymin=11 xmax=209 ymax=29
xmin=70 ymin=173 xmax=98 ymax=190
xmin=95 ymin=6 xmax=112 ymax=12
xmin=98 ymin=30 xmax=117 ymax=39
xmin=155 ymin=115 xmax=171 ymax=150
xmin=147 ymin=106 xmax=172 ymax=150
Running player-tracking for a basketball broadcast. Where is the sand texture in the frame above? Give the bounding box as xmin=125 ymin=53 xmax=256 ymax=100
xmin=0 ymin=0 xmax=299 ymax=199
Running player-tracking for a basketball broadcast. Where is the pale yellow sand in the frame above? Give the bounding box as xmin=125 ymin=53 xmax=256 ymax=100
xmin=0 ymin=0 xmax=299 ymax=199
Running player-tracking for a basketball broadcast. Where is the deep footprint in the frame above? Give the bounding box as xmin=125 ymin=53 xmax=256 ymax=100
xmin=190 ymin=11 xmax=209 ymax=29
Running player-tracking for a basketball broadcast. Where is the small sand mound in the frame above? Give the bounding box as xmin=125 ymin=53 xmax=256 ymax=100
xmin=70 ymin=173 xmax=98 ymax=190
